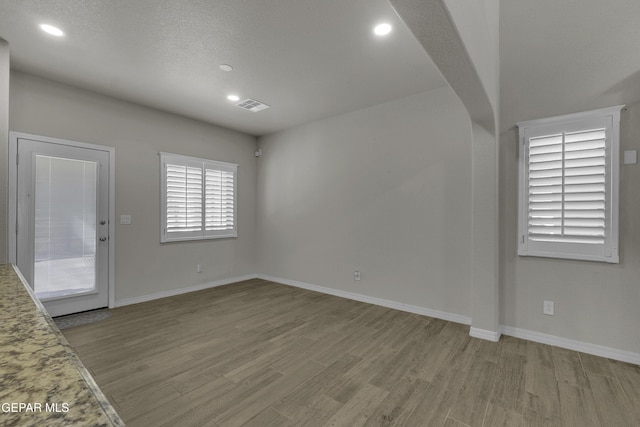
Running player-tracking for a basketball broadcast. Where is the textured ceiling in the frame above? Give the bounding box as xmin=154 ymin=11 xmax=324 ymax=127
xmin=0 ymin=0 xmax=447 ymax=136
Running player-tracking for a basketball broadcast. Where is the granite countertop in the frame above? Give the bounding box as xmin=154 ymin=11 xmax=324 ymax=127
xmin=0 ymin=264 xmax=124 ymax=427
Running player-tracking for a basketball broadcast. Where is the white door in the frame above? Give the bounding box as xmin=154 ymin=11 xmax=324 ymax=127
xmin=16 ymin=137 xmax=110 ymax=317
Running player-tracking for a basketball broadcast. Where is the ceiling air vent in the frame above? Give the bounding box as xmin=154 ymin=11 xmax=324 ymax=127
xmin=236 ymin=98 xmax=270 ymax=112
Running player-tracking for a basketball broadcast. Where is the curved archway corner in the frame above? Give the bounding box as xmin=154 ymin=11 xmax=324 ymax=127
xmin=389 ymin=0 xmax=501 ymax=340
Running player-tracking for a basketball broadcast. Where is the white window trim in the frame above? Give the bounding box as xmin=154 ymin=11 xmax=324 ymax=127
xmin=160 ymin=152 xmax=238 ymax=243
xmin=516 ymin=105 xmax=624 ymax=263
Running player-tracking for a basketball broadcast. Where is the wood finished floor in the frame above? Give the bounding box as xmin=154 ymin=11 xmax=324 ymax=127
xmin=62 ymin=279 xmax=640 ymax=427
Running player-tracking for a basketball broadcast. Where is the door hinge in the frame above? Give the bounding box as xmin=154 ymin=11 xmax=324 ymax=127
xmin=16 ymin=152 xmax=19 ymax=165
xmin=15 ymin=222 xmax=18 ymax=235
xmin=521 ymin=235 xmax=525 ymax=243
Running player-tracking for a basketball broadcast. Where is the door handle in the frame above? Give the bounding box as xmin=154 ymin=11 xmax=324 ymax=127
xmin=100 ymin=220 xmax=106 ymax=225
xmin=99 ymin=236 xmax=108 ymax=242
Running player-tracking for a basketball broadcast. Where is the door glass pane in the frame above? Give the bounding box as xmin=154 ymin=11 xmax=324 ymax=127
xmin=33 ymin=155 xmax=97 ymax=299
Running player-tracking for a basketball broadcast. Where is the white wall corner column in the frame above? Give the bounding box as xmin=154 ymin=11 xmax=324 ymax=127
xmin=0 ymin=38 xmax=10 ymax=264
xmin=390 ymin=0 xmax=501 ymax=340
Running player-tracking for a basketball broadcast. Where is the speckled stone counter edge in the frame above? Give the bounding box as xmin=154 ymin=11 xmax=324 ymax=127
xmin=10 ymin=265 xmax=125 ymax=427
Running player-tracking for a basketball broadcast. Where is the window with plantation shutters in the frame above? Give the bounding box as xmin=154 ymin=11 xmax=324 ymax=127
xmin=517 ymin=106 xmax=623 ymax=263
xmin=160 ymin=153 xmax=237 ymax=242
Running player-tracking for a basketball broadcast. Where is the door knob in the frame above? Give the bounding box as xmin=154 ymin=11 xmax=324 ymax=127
xmin=100 ymin=220 xmax=106 ymax=225
xmin=99 ymin=236 xmax=108 ymax=242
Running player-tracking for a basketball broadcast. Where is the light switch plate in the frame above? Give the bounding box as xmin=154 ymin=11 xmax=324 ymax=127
xmin=120 ymin=214 xmax=132 ymax=225
xmin=624 ymin=150 xmax=637 ymax=165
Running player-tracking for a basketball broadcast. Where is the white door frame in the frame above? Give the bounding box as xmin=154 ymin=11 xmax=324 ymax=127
xmin=8 ymin=131 xmax=116 ymax=310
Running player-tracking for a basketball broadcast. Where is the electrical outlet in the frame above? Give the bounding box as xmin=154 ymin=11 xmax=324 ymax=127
xmin=354 ymin=270 xmax=361 ymax=281
xmin=543 ymin=300 xmax=554 ymax=316
xmin=196 ymin=264 xmax=202 ymax=273
xmin=624 ymin=149 xmax=637 ymax=165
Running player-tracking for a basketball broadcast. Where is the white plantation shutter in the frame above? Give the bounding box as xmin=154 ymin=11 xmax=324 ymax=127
xmin=161 ymin=153 xmax=237 ymax=242
xmin=528 ymin=129 xmax=606 ymax=244
xmin=166 ymin=163 xmax=203 ymax=233
xmin=517 ymin=106 xmax=623 ymax=263
xmin=205 ymin=168 xmax=235 ymax=232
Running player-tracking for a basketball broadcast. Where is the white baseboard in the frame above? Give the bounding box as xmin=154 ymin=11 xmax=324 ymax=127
xmin=257 ymin=274 xmax=472 ymax=326
xmin=501 ymin=325 xmax=640 ymax=365
xmin=114 ymin=274 xmax=258 ymax=307
xmin=470 ymin=327 xmax=501 ymax=342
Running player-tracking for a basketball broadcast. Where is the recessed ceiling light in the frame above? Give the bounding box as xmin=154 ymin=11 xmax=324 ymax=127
xmin=219 ymin=64 xmax=233 ymax=72
xmin=40 ymin=24 xmax=64 ymax=37
xmin=227 ymin=94 xmax=240 ymax=102
xmin=373 ymin=23 xmax=392 ymax=36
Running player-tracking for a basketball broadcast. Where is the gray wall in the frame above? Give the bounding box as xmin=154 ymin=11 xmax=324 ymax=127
xmin=501 ymin=110 xmax=640 ymax=354
xmin=391 ymin=0 xmax=501 ymax=335
xmin=256 ymin=87 xmax=473 ymax=318
xmin=500 ymin=1 xmax=640 ymax=353
xmin=0 ymin=39 xmax=9 ymax=264
xmin=9 ymin=71 xmax=258 ymax=302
